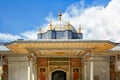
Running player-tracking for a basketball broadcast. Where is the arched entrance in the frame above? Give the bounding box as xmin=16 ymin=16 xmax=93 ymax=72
xmin=52 ymin=70 xmax=66 ymax=80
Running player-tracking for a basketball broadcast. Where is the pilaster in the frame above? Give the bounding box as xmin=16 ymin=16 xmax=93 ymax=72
xmin=88 ymin=51 xmax=94 ymax=80
xmin=84 ymin=61 xmax=87 ymax=80
xmin=110 ymin=56 xmax=116 ymax=80
xmin=2 ymin=56 xmax=8 ymax=80
xmin=28 ymin=53 xmax=36 ymax=80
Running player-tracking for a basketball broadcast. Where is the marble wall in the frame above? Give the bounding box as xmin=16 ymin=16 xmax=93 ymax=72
xmin=85 ymin=56 xmax=110 ymax=80
xmin=94 ymin=56 xmax=110 ymax=80
xmin=8 ymin=56 xmax=28 ymax=80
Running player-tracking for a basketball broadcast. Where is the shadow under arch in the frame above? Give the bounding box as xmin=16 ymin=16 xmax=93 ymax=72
xmin=52 ymin=70 xmax=66 ymax=80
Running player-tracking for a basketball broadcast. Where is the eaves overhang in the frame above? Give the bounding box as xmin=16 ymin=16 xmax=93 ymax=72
xmin=5 ymin=39 xmax=116 ymax=57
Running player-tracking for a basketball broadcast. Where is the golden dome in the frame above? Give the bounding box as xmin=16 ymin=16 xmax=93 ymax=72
xmin=44 ymin=12 xmax=77 ymax=33
xmin=45 ymin=20 xmax=77 ymax=32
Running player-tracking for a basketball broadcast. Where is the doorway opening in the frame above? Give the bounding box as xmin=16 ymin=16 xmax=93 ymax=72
xmin=52 ymin=70 xmax=66 ymax=80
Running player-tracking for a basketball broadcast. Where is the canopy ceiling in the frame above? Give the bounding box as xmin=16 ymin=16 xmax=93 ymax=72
xmin=6 ymin=40 xmax=116 ymax=57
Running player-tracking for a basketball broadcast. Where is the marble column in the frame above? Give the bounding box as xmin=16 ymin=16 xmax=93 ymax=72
xmin=28 ymin=56 xmax=33 ymax=80
xmin=34 ymin=63 xmax=37 ymax=80
xmin=32 ymin=62 xmax=35 ymax=80
xmin=0 ymin=54 xmax=3 ymax=80
xmin=31 ymin=54 xmax=36 ymax=80
xmin=84 ymin=62 xmax=87 ymax=80
xmin=0 ymin=61 xmax=2 ymax=80
xmin=28 ymin=59 xmax=31 ymax=80
xmin=89 ymin=53 xmax=94 ymax=80
xmin=28 ymin=53 xmax=36 ymax=80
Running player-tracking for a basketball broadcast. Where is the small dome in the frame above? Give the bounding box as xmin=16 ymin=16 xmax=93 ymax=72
xmin=44 ymin=20 xmax=77 ymax=33
xmin=41 ymin=11 xmax=77 ymax=33
xmin=37 ymin=11 xmax=83 ymax=39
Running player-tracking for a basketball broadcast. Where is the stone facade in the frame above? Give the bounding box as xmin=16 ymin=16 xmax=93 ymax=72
xmin=2 ymin=55 xmax=120 ymax=80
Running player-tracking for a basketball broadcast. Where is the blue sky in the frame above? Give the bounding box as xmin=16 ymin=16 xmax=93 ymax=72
xmin=0 ymin=0 xmax=110 ymax=34
xmin=1 ymin=0 xmax=118 ymax=42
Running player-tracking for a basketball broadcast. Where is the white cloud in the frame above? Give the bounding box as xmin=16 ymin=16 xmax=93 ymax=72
xmin=0 ymin=33 xmax=21 ymax=42
xmin=45 ymin=12 xmax=56 ymax=22
xmin=20 ymin=30 xmax=37 ymax=40
xmin=0 ymin=30 xmax=38 ymax=42
xmin=46 ymin=0 xmax=120 ymax=42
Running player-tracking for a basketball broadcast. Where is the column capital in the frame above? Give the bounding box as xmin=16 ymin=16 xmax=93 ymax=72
xmin=89 ymin=56 xmax=94 ymax=61
xmin=28 ymin=52 xmax=36 ymax=62
xmin=83 ymin=61 xmax=87 ymax=65
xmin=28 ymin=55 xmax=33 ymax=62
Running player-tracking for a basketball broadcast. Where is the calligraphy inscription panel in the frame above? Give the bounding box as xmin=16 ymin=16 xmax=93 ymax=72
xmin=70 ymin=58 xmax=81 ymax=67
xmin=37 ymin=58 xmax=48 ymax=66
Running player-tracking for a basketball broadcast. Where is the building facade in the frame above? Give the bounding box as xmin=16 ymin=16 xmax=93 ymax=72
xmin=0 ymin=12 xmax=120 ymax=80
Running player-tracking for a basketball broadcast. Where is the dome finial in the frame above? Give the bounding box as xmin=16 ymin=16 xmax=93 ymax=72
xmin=67 ymin=21 xmax=70 ymax=30
xmin=78 ymin=24 xmax=82 ymax=33
xmin=39 ymin=27 xmax=42 ymax=33
xmin=49 ymin=21 xmax=52 ymax=30
xmin=58 ymin=10 xmax=62 ymax=20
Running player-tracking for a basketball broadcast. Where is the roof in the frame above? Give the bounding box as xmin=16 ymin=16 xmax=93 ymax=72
xmin=8 ymin=39 xmax=116 ymax=43
xmin=41 ymin=12 xmax=77 ymax=33
xmin=43 ymin=20 xmax=77 ymax=33
xmin=110 ymin=43 xmax=120 ymax=51
xmin=0 ymin=43 xmax=9 ymax=52
xmin=6 ymin=39 xmax=116 ymax=56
